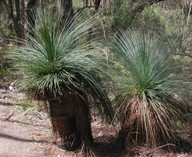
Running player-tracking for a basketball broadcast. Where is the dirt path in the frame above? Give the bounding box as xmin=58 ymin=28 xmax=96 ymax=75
xmin=0 ymin=120 xmax=46 ymax=157
xmin=0 ymin=89 xmax=116 ymax=157
xmin=0 ymin=89 xmax=79 ymax=157
xmin=0 ymin=90 xmax=48 ymax=157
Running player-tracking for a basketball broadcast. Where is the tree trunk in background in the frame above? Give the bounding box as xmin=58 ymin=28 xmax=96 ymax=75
xmin=2 ymin=0 xmax=25 ymax=43
xmin=94 ymin=0 xmax=101 ymax=10
xmin=21 ymin=0 xmax=25 ymax=38
xmin=57 ymin=0 xmax=73 ymax=24
xmin=14 ymin=0 xmax=23 ymax=40
xmin=0 ymin=1 xmax=3 ymax=8
xmin=85 ymin=0 xmax=88 ymax=7
xmin=27 ymin=0 xmax=38 ymax=37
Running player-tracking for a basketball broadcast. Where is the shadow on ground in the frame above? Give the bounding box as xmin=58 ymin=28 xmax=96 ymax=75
xmin=0 ymin=133 xmax=50 ymax=144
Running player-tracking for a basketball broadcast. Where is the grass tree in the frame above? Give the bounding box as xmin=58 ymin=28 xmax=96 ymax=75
xmin=12 ymin=11 xmax=113 ymax=151
xmin=109 ymin=31 xmax=188 ymax=150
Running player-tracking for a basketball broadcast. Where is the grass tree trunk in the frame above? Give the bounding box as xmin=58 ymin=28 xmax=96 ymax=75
xmin=47 ymin=90 xmax=93 ymax=151
xmin=115 ymin=102 xmax=147 ymax=151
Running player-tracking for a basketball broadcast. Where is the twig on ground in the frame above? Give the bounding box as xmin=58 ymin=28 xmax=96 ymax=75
xmin=4 ymin=110 xmax=14 ymax=121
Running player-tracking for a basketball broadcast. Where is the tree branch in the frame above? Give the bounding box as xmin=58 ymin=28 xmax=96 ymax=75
xmin=129 ymin=0 xmax=166 ymax=23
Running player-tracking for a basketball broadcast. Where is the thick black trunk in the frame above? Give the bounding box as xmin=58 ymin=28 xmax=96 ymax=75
xmin=48 ymin=98 xmax=80 ymax=150
xmin=48 ymin=92 xmax=93 ymax=151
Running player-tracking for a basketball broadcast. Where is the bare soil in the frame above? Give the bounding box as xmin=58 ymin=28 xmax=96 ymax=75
xmin=0 ymin=87 xmax=191 ymax=157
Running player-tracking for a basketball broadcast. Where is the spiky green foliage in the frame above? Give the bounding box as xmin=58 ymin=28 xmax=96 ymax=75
xmin=110 ymin=31 xmax=187 ymax=147
xmin=11 ymin=10 xmax=113 ymax=121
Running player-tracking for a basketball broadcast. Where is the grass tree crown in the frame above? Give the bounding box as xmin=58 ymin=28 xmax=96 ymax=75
xmin=12 ymin=10 xmax=113 ymax=121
